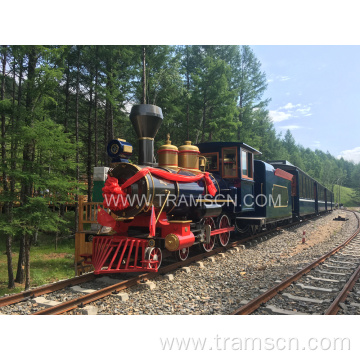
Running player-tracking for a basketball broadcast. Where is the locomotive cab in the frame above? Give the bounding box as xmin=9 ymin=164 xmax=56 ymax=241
xmin=197 ymin=142 xmax=261 ymax=215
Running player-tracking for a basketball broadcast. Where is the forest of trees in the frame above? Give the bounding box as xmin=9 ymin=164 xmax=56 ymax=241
xmin=1 ymin=45 xmax=359 ymax=289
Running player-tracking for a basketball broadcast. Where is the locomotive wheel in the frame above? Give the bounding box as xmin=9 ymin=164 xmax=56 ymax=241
xmin=235 ymin=218 xmax=250 ymax=234
xmin=217 ymin=214 xmax=231 ymax=247
xmin=199 ymin=217 xmax=216 ymax=252
xmin=174 ymin=247 xmax=189 ymax=261
xmin=145 ymin=247 xmax=162 ymax=269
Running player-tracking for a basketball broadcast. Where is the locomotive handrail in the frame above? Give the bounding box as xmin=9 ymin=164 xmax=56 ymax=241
xmin=78 ymin=195 xmax=108 ymax=231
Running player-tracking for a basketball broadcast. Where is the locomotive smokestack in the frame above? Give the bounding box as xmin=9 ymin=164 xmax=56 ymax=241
xmin=130 ymin=104 xmax=163 ymax=166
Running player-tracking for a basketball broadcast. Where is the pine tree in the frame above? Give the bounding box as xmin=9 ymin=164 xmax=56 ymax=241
xmin=0 ymin=45 xmax=78 ymax=290
xmin=189 ymin=46 xmax=238 ymax=143
xmin=236 ymin=45 xmax=270 ymax=142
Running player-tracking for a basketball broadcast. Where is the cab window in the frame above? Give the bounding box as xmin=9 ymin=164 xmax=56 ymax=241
xmin=222 ymin=147 xmax=238 ymax=178
xmin=241 ymin=149 xmax=253 ymax=180
xmin=202 ymin=152 xmax=219 ymax=171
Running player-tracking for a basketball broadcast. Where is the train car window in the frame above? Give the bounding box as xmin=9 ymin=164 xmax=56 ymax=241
xmin=241 ymin=149 xmax=253 ymax=180
xmin=310 ymin=180 xmax=313 ymax=199
xmin=291 ymin=176 xmax=297 ymax=196
xmin=202 ymin=152 xmax=219 ymax=171
xmin=241 ymin=151 xmax=247 ymax=176
xmin=247 ymin=152 xmax=253 ymax=178
xmin=222 ymin=147 xmax=238 ymax=178
xmin=272 ymin=185 xmax=289 ymax=207
xmin=300 ymin=173 xmax=304 ymax=198
xmin=312 ymin=182 xmax=315 ymax=200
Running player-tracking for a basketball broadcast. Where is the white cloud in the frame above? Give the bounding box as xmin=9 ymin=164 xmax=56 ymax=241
xmin=337 ymin=147 xmax=360 ymax=164
xmin=269 ymin=103 xmax=312 ymax=123
xmin=267 ymin=75 xmax=291 ymax=83
xmin=269 ymin=110 xmax=292 ymax=123
xmin=280 ymin=102 xmax=301 ymax=110
xmin=296 ymin=107 xmax=311 ymax=114
xmin=311 ymin=141 xmax=321 ymax=149
xmin=279 ymin=125 xmax=302 ymax=130
xmin=279 ymin=75 xmax=291 ymax=81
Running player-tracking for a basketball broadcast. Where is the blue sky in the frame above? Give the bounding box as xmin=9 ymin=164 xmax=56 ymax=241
xmin=252 ymin=46 xmax=360 ymax=164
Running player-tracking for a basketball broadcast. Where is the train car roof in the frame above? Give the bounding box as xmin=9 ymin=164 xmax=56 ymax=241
xmin=196 ymin=142 xmax=262 ymax=155
xmin=268 ymin=160 xmax=333 ymax=193
xmin=268 ymin=160 xmax=316 ymax=180
xmin=267 ymin=160 xmax=294 ymax=166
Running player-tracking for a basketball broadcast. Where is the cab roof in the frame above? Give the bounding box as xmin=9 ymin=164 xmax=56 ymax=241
xmin=196 ymin=142 xmax=262 ymax=155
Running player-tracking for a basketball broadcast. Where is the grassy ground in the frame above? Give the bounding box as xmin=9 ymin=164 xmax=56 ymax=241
xmin=333 ymin=185 xmax=360 ymax=207
xmin=0 ymin=233 xmax=75 ymax=297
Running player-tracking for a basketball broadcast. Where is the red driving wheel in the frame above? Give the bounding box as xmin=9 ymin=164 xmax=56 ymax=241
xmin=200 ymin=217 xmax=216 ymax=252
xmin=174 ymin=247 xmax=189 ymax=261
xmin=217 ymin=214 xmax=231 ymax=247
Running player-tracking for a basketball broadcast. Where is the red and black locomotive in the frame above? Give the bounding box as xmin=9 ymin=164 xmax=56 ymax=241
xmin=80 ymin=104 xmax=332 ymax=275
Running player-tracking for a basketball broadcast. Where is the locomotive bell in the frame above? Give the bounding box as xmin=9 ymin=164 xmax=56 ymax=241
xmin=130 ymin=104 xmax=163 ymax=166
xmin=178 ymin=141 xmax=200 ymax=170
xmin=158 ymin=133 xmax=178 ymax=168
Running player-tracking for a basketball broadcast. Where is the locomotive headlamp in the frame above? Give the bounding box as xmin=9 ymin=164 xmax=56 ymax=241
xmin=107 ymin=138 xmax=133 ymax=163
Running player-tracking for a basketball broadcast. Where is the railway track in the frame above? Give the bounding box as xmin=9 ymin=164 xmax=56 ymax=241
xmin=0 ymin=272 xmax=96 ymax=308
xmin=231 ymin=210 xmax=360 ymax=315
xmin=0 ymin=211 xmax=332 ymax=315
xmin=30 ymin=228 xmax=287 ymax=315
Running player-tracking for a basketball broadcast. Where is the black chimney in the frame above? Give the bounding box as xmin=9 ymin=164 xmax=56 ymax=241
xmin=130 ymin=104 xmax=163 ymax=166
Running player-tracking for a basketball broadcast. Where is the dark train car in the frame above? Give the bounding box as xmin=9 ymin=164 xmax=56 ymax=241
xmin=326 ymin=188 xmax=333 ymax=211
xmin=268 ymin=161 xmax=316 ymax=219
xmin=317 ymin=183 xmax=326 ymax=213
xmin=234 ymin=160 xmax=293 ymax=232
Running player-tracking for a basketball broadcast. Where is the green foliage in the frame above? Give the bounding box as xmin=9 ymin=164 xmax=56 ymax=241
xmin=1 ymin=44 xmax=360 ymax=292
xmin=13 ymin=197 xmax=67 ymax=235
xmin=333 ymin=184 xmax=360 ymax=207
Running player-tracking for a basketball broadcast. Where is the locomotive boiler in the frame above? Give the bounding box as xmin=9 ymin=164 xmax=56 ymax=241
xmin=105 ymin=104 xmax=222 ymax=221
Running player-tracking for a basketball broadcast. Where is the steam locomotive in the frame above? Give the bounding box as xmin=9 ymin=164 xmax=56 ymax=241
xmin=81 ymin=104 xmax=333 ymax=274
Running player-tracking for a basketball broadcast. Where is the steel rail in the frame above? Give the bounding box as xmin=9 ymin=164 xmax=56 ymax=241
xmin=325 ymin=260 xmax=360 ymax=315
xmin=0 ymin=272 xmax=96 ymax=308
xmin=231 ymin=210 xmax=360 ymax=315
